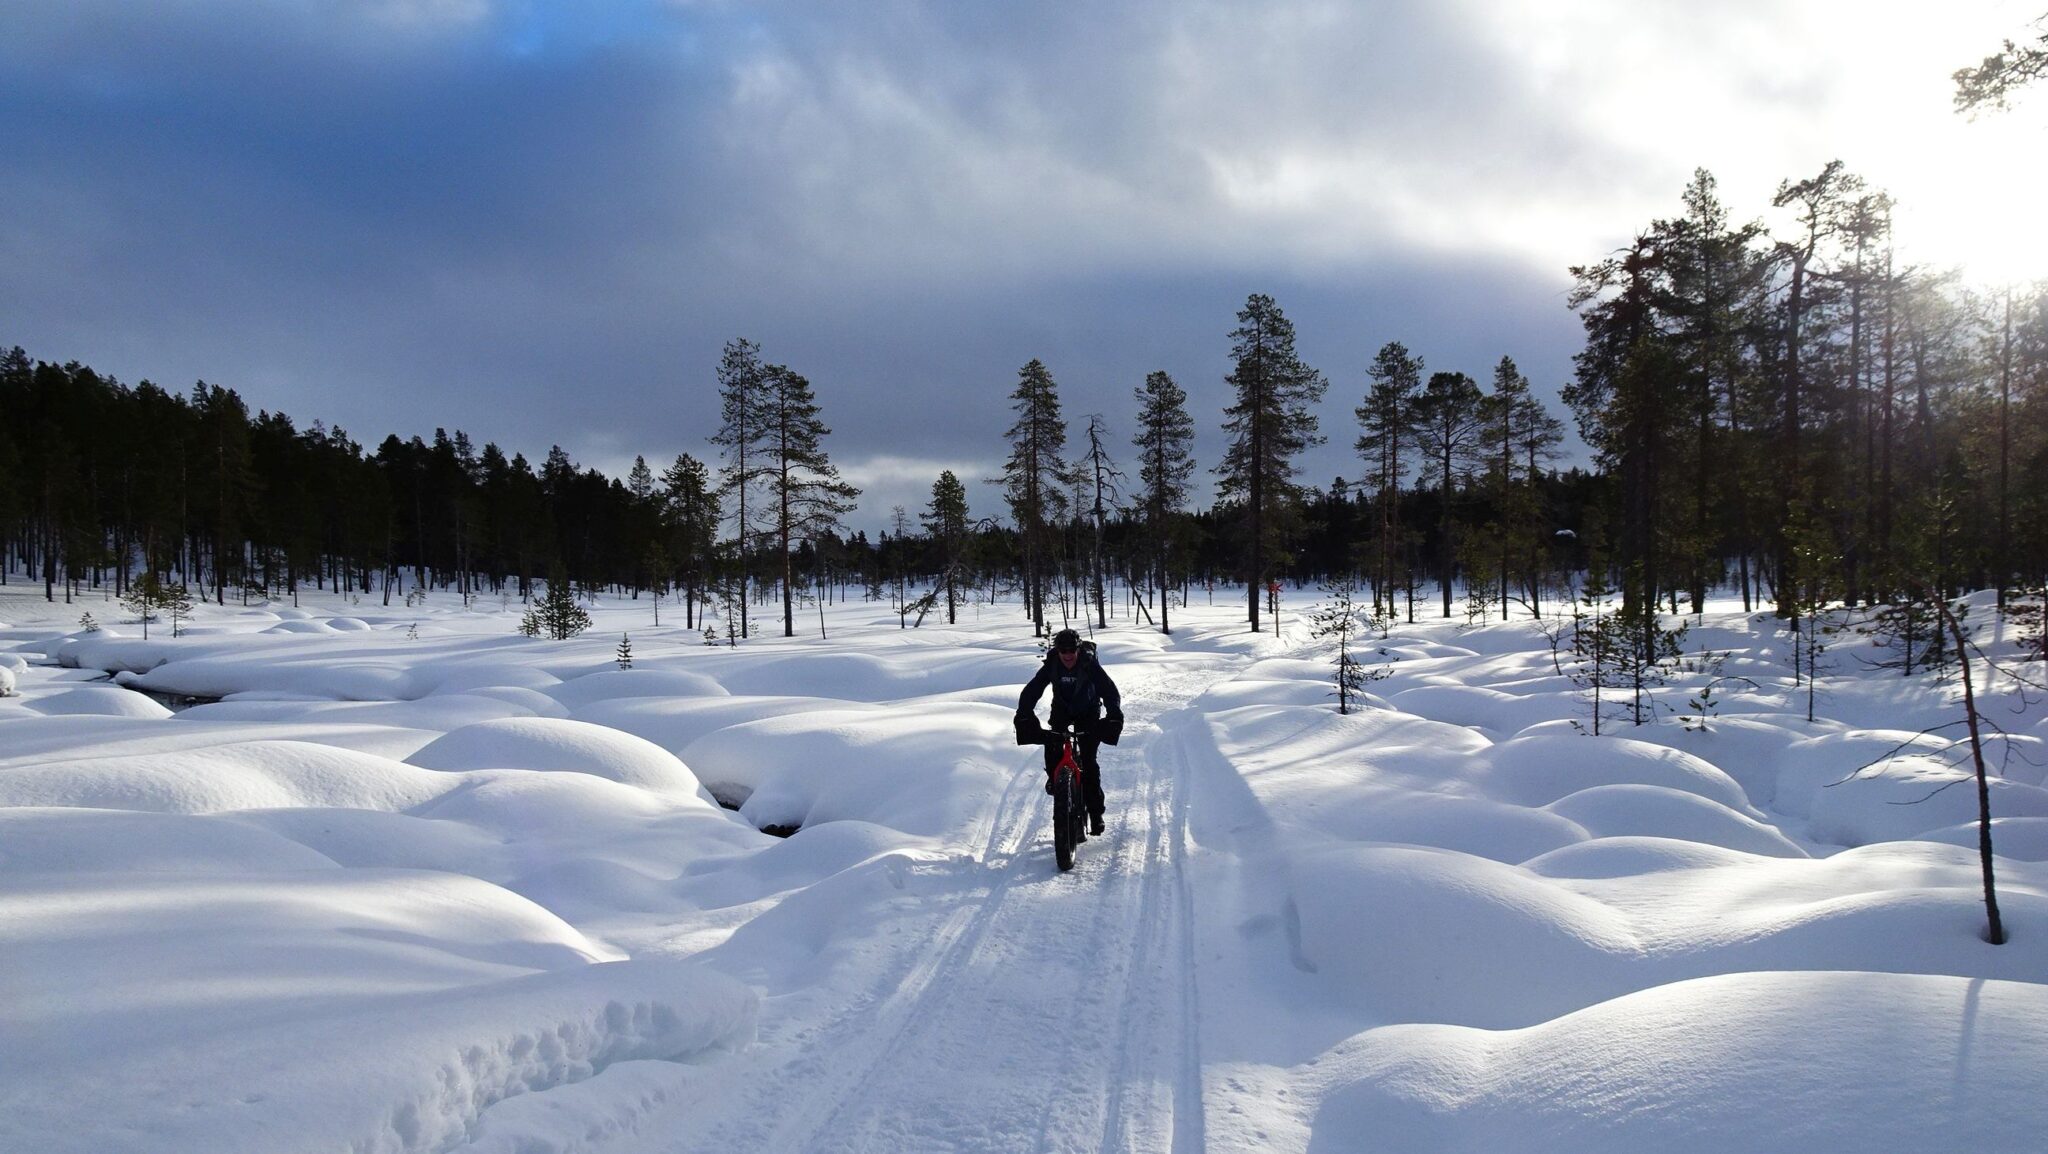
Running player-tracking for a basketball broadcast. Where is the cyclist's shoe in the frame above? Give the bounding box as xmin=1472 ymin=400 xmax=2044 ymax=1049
xmin=1044 ymin=775 xmax=1054 ymax=796
xmin=1089 ymin=813 xmax=1105 ymax=836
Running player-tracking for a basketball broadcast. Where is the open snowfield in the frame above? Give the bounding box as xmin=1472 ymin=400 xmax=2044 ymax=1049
xmin=3 ymin=578 xmax=2045 ymax=1153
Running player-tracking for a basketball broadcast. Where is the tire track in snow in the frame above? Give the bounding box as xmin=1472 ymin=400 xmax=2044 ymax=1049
xmin=786 ymin=656 xmax=1236 ymax=1153
xmin=624 ymin=650 xmax=1239 ymax=1154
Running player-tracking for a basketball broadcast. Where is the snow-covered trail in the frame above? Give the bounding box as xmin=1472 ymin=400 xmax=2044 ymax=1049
xmin=620 ymin=649 xmax=1247 ymax=1154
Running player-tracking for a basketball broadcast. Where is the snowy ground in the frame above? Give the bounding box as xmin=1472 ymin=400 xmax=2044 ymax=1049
xmin=3 ymin=578 xmax=2045 ymax=1153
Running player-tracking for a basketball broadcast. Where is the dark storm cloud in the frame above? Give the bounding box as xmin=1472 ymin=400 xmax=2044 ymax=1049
xmin=0 ymin=0 xmax=1617 ymax=529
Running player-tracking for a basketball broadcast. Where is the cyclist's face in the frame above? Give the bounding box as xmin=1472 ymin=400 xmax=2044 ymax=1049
xmin=1057 ymin=648 xmax=1079 ymax=668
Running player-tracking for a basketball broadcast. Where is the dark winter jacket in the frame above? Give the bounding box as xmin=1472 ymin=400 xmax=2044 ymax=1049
xmin=1016 ymin=648 xmax=1123 ymax=744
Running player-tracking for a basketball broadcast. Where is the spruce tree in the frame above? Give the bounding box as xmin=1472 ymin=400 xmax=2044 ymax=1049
xmin=661 ymin=453 xmax=719 ymax=629
xmin=122 ymin=572 xmax=168 ymax=640
xmin=921 ymin=470 xmax=971 ymax=625
xmin=1217 ymin=293 xmax=1326 ymax=632
xmin=520 ymin=563 xmax=590 ymax=640
xmin=1308 ymin=578 xmax=1385 ymax=714
xmin=1133 ymin=370 xmax=1195 ymax=634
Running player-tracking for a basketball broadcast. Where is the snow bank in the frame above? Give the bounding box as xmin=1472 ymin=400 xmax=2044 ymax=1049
xmin=1312 ymin=971 xmax=2048 ymax=1154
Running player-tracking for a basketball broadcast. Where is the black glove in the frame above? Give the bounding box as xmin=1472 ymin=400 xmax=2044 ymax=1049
xmin=1096 ymin=714 xmax=1124 ymax=746
xmin=1013 ymin=711 xmax=1045 ymax=747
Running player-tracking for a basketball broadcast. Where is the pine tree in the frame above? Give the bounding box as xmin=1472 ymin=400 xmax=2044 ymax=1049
xmin=1409 ymin=370 xmax=1487 ymax=617
xmin=1132 ymin=370 xmax=1195 ymax=634
xmin=712 ymin=339 xmax=771 ymax=640
xmin=1356 ymin=341 xmax=1422 ymax=621
xmin=616 ymin=632 xmax=633 ymax=669
xmin=1079 ymin=415 xmax=1123 ymax=631
xmin=1217 ymin=293 xmax=1326 ymax=632
xmin=1953 ymin=17 xmax=2048 ymax=113
xmin=1481 ymin=356 xmax=1566 ymax=617
xmin=1657 ymin=169 xmax=1770 ymax=614
xmin=1001 ymin=359 xmax=1069 ymax=637
xmin=759 ymin=363 xmax=859 ymax=637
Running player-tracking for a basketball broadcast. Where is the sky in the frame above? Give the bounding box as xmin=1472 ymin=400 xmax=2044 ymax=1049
xmin=3 ymin=0 xmax=2043 ymax=531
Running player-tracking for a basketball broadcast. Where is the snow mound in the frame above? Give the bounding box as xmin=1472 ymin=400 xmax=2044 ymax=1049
xmin=547 ymin=667 xmax=730 ymax=711
xmin=1303 ymin=792 xmax=1588 ymax=864
xmin=408 ymin=717 xmax=706 ymax=795
xmin=574 ymin=694 xmax=877 ymax=756
xmin=0 ymin=666 xmax=15 ymax=696
xmin=325 ymin=616 xmax=373 ymax=631
xmin=1291 ymin=843 xmax=1638 ymax=1028
xmin=1588 ymin=716 xmax=1824 ymax=807
xmin=1541 ymin=784 xmax=1806 ymax=857
xmin=229 ymin=807 xmax=511 ymax=874
xmin=25 ymin=686 xmax=176 ymax=719
xmin=1479 ymin=733 xmax=1754 ymax=812
xmin=1313 ymin=971 xmax=2048 ymax=1153
xmin=1771 ymin=729 xmax=1958 ymax=818
xmin=0 ymin=740 xmax=459 ymax=814
xmin=457 ymin=684 xmax=572 ymax=717
xmin=426 ymin=663 xmax=563 ymax=695
xmin=1388 ymin=684 xmax=1565 ymax=737
xmin=128 ymin=655 xmax=420 ymax=701
xmin=1921 ymin=816 xmax=2048 ymax=861
xmin=1 ymin=874 xmax=751 ymax=1154
xmin=681 ymin=819 xmax=912 ymax=908
xmin=683 ymin=704 xmax=1014 ymax=836
xmin=264 ymin=619 xmax=340 ymax=634
xmin=415 ymin=771 xmax=693 ymax=840
xmin=1806 ymin=764 xmax=2048 ymax=846
xmin=0 ymin=807 xmax=340 ymax=874
xmin=1522 ymin=836 xmax=1760 ymax=878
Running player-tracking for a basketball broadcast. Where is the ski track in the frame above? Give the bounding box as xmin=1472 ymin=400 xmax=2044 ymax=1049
xmin=632 ymin=653 xmax=1239 ymax=1154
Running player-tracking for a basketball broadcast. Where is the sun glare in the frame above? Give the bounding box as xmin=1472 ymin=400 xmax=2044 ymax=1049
xmin=1887 ymin=115 xmax=2048 ymax=285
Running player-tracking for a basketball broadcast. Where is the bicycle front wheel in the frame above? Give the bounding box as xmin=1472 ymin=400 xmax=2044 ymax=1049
xmin=1053 ymin=766 xmax=1078 ymax=872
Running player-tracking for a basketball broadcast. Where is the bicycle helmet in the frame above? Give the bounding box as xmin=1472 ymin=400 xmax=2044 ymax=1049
xmin=1052 ymin=628 xmax=1081 ymax=653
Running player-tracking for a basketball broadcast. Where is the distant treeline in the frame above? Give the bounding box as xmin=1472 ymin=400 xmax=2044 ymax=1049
xmin=0 ymin=339 xmax=1601 ymax=631
xmin=3 ymin=167 xmax=2042 ymax=637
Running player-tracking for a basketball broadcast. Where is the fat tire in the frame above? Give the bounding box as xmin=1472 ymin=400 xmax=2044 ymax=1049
xmin=1054 ymin=767 xmax=1078 ymax=872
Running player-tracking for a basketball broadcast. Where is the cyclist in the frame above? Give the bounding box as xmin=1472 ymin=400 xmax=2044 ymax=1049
xmin=1015 ymin=627 xmax=1124 ymax=835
